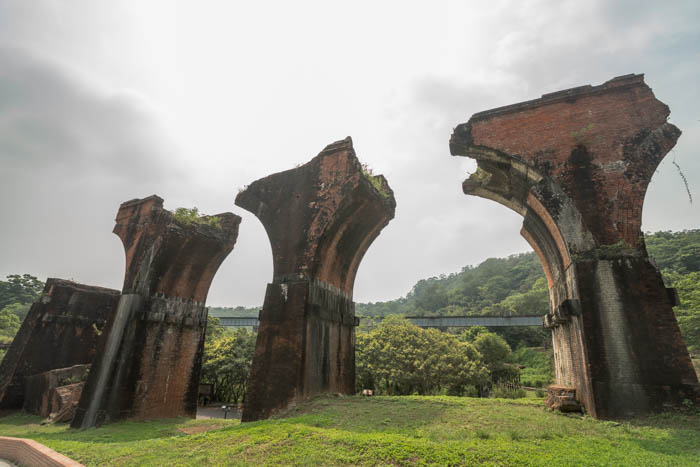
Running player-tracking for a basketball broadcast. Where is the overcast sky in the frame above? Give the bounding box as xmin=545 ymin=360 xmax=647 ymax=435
xmin=1 ymin=0 xmax=698 ymax=307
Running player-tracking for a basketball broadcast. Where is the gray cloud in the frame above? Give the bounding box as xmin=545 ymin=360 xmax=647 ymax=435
xmin=0 ymin=46 xmax=180 ymax=181
xmin=0 ymin=46 xmax=187 ymax=291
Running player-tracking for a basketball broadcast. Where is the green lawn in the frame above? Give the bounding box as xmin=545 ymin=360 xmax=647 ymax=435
xmin=1 ymin=396 xmax=698 ymax=466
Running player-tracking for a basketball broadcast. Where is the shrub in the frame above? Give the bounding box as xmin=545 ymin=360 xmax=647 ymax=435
xmin=173 ymin=207 xmax=222 ymax=228
xmin=491 ymin=383 xmax=526 ymax=399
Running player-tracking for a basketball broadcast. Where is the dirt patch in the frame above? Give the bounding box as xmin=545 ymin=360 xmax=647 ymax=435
xmin=177 ymin=423 xmax=227 ymax=435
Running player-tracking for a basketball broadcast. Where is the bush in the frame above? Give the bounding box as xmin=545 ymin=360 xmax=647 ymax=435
xmin=173 ymin=207 xmax=222 ymax=228
xmin=356 ymin=316 xmax=488 ymax=395
xmin=491 ymin=383 xmax=526 ymax=399
xmin=512 ymin=346 xmax=553 ymax=387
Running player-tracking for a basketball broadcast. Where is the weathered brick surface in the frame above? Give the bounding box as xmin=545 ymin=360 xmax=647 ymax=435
xmin=73 ymin=196 xmax=240 ymax=428
xmin=454 ymin=74 xmax=679 ymax=248
xmin=451 ymin=75 xmax=698 ymax=418
xmin=23 ymin=364 xmax=89 ymax=417
xmin=0 ymin=279 xmax=119 ymax=410
xmin=49 ymin=382 xmax=85 ymax=422
xmin=576 ymin=259 xmax=698 ymax=416
xmin=236 ymin=137 xmax=395 ymax=421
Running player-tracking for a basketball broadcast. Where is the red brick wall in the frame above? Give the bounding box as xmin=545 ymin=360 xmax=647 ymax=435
xmin=468 ymin=75 xmax=680 ymax=247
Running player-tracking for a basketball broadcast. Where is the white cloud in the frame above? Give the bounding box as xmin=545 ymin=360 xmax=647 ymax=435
xmin=0 ymin=46 xmax=188 ymax=292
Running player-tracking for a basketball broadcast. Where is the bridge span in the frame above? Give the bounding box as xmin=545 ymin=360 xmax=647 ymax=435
xmin=217 ymin=315 xmax=543 ymax=329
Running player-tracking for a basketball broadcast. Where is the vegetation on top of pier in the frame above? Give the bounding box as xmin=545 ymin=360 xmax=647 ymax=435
xmin=173 ymin=207 xmax=222 ymax=228
xmin=360 ymin=163 xmax=392 ymax=200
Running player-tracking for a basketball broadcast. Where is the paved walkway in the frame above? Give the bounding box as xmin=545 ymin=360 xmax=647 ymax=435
xmin=196 ymin=404 xmax=242 ymax=420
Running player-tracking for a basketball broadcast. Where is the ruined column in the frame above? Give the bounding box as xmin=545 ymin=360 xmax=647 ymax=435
xmin=72 ymin=196 xmax=240 ymax=427
xmin=451 ymin=74 xmax=699 ymax=418
xmin=236 ymin=137 xmax=395 ymax=421
xmin=0 ymin=279 xmax=120 ymax=410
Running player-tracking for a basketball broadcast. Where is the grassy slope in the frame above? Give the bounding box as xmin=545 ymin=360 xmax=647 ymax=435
xmin=1 ymin=396 xmax=698 ymax=466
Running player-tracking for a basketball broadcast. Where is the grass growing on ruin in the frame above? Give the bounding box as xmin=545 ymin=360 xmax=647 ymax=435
xmin=360 ymin=164 xmax=392 ymax=200
xmin=172 ymin=207 xmax=222 ymax=228
xmin=1 ymin=396 xmax=699 ymax=466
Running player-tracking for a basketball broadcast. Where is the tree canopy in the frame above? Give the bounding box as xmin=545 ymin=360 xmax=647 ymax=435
xmin=356 ymin=316 xmax=491 ymax=396
xmin=0 ymin=274 xmax=43 ymax=310
xmin=0 ymin=273 xmax=43 ymax=360
xmin=200 ymin=318 xmax=256 ymax=404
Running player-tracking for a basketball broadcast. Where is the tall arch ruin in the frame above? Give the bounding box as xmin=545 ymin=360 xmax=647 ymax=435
xmin=450 ymin=74 xmax=699 ymax=418
xmin=236 ymin=137 xmax=396 ymax=421
xmin=73 ymin=196 xmax=241 ymax=427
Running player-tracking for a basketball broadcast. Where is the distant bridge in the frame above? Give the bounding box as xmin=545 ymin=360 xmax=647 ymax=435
xmin=218 ymin=317 xmax=260 ymax=327
xmin=405 ymin=316 xmax=542 ymax=327
xmin=217 ymin=315 xmax=543 ymax=328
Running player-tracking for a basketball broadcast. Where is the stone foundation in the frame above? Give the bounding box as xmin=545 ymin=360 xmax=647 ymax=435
xmin=23 ymin=364 xmax=89 ymax=418
xmin=0 ymin=280 xmax=119 ymax=410
xmin=545 ymin=384 xmax=582 ymax=413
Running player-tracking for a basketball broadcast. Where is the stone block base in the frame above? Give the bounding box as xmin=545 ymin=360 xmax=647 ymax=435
xmin=24 ymin=365 xmax=90 ymax=418
xmin=545 ymin=384 xmax=582 ymax=413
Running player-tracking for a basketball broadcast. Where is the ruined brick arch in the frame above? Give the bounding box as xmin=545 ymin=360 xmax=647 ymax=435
xmin=314 ymin=194 xmax=393 ymax=294
xmin=73 ymin=196 xmax=241 ymax=428
xmin=458 ymin=154 xmax=596 ymax=411
xmin=451 ymin=74 xmax=699 ymax=419
xmin=235 ymin=137 xmax=396 ymax=422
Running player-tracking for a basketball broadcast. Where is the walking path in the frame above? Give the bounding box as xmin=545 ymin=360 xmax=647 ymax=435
xmin=196 ymin=404 xmax=242 ymax=420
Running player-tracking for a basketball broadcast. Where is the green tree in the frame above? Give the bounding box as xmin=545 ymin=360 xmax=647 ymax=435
xmin=206 ymin=316 xmax=226 ymax=341
xmin=1 ymin=303 xmax=31 ymax=322
xmin=473 ymin=332 xmax=512 ymax=371
xmin=0 ymin=274 xmax=43 ymax=309
xmin=0 ymin=307 xmax=21 ymax=343
xmin=201 ymin=326 xmax=256 ymax=403
xmin=665 ymin=271 xmax=700 ymax=352
xmin=356 ymin=316 xmax=488 ymax=396
xmin=0 ymin=275 xmax=42 ymax=347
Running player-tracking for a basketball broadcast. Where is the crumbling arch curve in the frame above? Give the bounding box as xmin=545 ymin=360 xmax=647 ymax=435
xmin=452 ymin=138 xmax=596 ymax=408
xmin=450 ymin=74 xmax=699 ymax=419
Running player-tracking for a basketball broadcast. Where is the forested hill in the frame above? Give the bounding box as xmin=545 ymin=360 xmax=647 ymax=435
xmin=356 ymin=230 xmax=700 ymax=351
xmin=356 ymin=252 xmax=548 ymax=318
